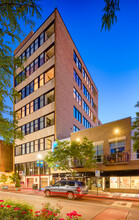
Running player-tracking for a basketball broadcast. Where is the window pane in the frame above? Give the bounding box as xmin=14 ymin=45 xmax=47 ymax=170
xmin=45 ymin=67 xmax=54 ymax=83
xmin=34 ymin=78 xmax=38 ymax=91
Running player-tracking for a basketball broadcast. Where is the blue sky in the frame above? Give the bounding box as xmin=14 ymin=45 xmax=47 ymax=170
xmin=13 ymin=0 xmax=139 ymax=124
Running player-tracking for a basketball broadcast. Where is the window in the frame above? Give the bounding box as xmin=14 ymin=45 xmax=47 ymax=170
xmin=30 ymin=121 xmax=34 ymax=133
xmin=40 ymin=117 xmax=44 ymax=129
xmin=34 ymin=38 xmax=38 ymax=51
xmin=82 ymin=116 xmax=91 ymax=128
xmin=45 ymin=136 xmax=54 ymax=150
xmin=94 ymin=145 xmax=103 ymax=162
xmin=34 ymin=78 xmax=38 ymax=91
xmin=21 ymin=106 xmax=25 ymax=118
xmin=30 ymin=43 xmax=34 ymax=55
xmin=30 ymin=101 xmax=33 ymax=113
xmin=16 ymin=109 xmax=21 ymax=120
xmin=45 ymin=113 xmax=54 ymax=127
xmin=30 ymin=81 xmax=34 ymax=94
xmin=109 ymin=141 xmax=125 ymax=154
xmin=26 ymin=104 xmax=30 ymax=116
xmin=45 ymin=90 xmax=55 ymax=105
xmin=73 ymin=125 xmax=80 ymax=132
xmin=74 ymin=70 xmax=81 ymax=89
xmin=26 ymin=47 xmax=30 ymax=58
xmin=21 ymin=144 xmax=25 ymax=154
xmin=26 ymin=143 xmax=30 ymax=154
xmin=45 ymin=67 xmax=54 ymax=83
xmin=35 ymin=140 xmax=38 ymax=152
xmin=40 ymin=138 xmax=44 ymax=151
xmin=73 ymin=88 xmax=81 ymax=105
xmin=15 ymin=146 xmax=21 ymax=156
xmin=45 ymin=45 xmax=54 ymax=62
xmin=83 ymin=84 xmax=90 ymax=102
xmin=91 ymin=85 xmax=97 ymax=96
xmin=34 ymin=58 xmax=38 ymax=71
xmin=40 ymin=95 xmax=44 ymax=108
xmin=26 ymin=84 xmax=30 ymax=96
xmin=137 ymin=150 xmax=139 ymax=159
xmin=39 ymin=74 xmax=44 ymax=87
xmin=40 ymin=32 xmax=44 ymax=45
xmin=26 ymin=123 xmax=30 ymax=135
xmin=73 ymin=51 xmax=82 ymax=72
xmin=40 ymin=53 xmax=44 ymax=66
xmin=34 ymin=98 xmax=39 ymax=111
xmin=26 ymin=66 xmax=30 ymax=77
xmin=83 ymin=100 xmax=90 ymax=116
xmin=30 ymin=62 xmax=34 ymax=75
xmin=34 ymin=119 xmax=39 ymax=131
xmin=73 ymin=107 xmax=81 ymax=123
xmin=21 ymin=87 xmax=26 ymax=99
xmin=45 ymin=23 xmax=54 ymax=38
xmin=83 ymin=68 xmax=90 ymax=88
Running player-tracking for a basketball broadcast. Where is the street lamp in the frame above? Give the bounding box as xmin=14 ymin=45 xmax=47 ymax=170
xmin=76 ymin=138 xmax=80 ymax=142
xmin=38 ymin=154 xmax=42 ymax=191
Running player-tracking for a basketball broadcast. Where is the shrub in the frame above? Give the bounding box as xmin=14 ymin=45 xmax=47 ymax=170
xmin=0 ymin=200 xmax=83 ymax=219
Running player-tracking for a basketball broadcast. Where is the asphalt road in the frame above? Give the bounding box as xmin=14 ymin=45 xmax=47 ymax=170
xmin=0 ymin=191 xmax=139 ymax=219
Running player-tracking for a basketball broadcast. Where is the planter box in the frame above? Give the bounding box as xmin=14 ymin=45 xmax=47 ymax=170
xmin=15 ymin=188 xmax=21 ymax=191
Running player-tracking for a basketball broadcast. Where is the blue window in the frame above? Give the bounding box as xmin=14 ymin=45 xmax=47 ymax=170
xmin=73 ymin=125 xmax=80 ymax=132
xmin=82 ymin=116 xmax=91 ymax=128
xmin=74 ymin=70 xmax=81 ymax=89
xmin=73 ymin=88 xmax=82 ymax=105
xmin=73 ymin=107 xmax=81 ymax=123
xmin=73 ymin=51 xmax=82 ymax=72
xmin=26 ymin=84 xmax=30 ymax=96
xmin=109 ymin=141 xmax=125 ymax=154
xmin=83 ymin=100 xmax=90 ymax=116
xmin=83 ymin=84 xmax=90 ymax=102
xmin=21 ymin=88 xmax=26 ymax=99
xmin=30 ymin=81 xmax=34 ymax=94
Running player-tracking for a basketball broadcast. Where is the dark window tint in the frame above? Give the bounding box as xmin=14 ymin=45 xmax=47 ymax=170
xmin=68 ymin=181 xmax=75 ymax=186
xmin=78 ymin=182 xmax=85 ymax=187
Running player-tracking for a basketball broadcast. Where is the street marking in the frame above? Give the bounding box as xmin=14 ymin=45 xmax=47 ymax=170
xmin=111 ymin=201 xmax=132 ymax=208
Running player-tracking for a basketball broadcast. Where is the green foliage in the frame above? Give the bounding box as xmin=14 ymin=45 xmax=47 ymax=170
xmin=0 ymin=174 xmax=8 ymax=184
xmin=0 ymin=199 xmax=34 ymax=220
xmin=0 ymin=0 xmax=41 ymax=144
xmin=132 ymin=102 xmax=139 ymax=151
xmin=101 ymin=0 xmax=120 ymax=31
xmin=0 ymin=200 xmax=83 ymax=219
xmin=45 ymin=137 xmax=96 ymax=176
xmin=9 ymin=172 xmax=21 ymax=186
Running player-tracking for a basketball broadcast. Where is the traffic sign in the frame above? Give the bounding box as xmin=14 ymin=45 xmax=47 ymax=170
xmin=95 ymin=170 xmax=100 ymax=177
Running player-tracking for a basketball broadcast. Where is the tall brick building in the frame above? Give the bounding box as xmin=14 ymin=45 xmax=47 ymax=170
xmin=14 ymin=9 xmax=100 ymax=188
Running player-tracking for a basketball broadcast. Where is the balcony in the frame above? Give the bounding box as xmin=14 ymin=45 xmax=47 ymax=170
xmin=104 ymin=152 xmax=129 ymax=166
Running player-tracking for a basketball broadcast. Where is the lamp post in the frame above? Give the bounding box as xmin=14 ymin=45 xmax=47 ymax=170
xmin=38 ymin=154 xmax=42 ymax=191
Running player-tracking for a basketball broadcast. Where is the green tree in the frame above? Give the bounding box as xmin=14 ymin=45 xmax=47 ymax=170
xmin=0 ymin=0 xmax=41 ymax=144
xmin=0 ymin=174 xmax=8 ymax=184
xmin=101 ymin=0 xmax=120 ymax=31
xmin=9 ymin=172 xmax=21 ymax=187
xmin=45 ymin=137 xmax=96 ymax=177
xmin=132 ymin=102 xmax=139 ymax=151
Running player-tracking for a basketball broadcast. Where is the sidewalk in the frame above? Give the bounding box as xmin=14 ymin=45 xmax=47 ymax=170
xmin=1 ymin=187 xmax=139 ymax=202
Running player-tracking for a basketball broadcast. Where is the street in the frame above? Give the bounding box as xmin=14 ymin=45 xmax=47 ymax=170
xmin=0 ymin=190 xmax=139 ymax=219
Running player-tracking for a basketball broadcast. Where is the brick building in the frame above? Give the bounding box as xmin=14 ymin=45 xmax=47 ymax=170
xmin=14 ymin=9 xmax=100 ymax=188
xmin=0 ymin=141 xmax=13 ymax=173
xmin=70 ymin=117 xmax=139 ymax=193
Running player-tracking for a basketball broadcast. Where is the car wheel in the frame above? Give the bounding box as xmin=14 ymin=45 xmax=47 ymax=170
xmin=67 ymin=191 xmax=74 ymax=200
xmin=45 ymin=190 xmax=51 ymax=197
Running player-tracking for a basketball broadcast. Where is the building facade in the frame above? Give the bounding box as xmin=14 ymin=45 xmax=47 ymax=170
xmin=0 ymin=140 xmax=13 ymax=173
xmin=14 ymin=9 xmax=100 ymax=188
xmin=70 ymin=117 xmax=139 ymax=193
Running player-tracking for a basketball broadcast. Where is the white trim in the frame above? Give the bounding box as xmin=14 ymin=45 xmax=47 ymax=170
xmin=93 ymin=140 xmax=104 ymax=146
xmin=108 ymin=136 xmax=126 ymax=143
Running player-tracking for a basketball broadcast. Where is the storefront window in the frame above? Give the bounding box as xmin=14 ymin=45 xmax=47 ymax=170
xmin=110 ymin=177 xmax=120 ymax=188
xmin=131 ymin=177 xmax=139 ymax=189
xmin=120 ymin=177 xmax=130 ymax=189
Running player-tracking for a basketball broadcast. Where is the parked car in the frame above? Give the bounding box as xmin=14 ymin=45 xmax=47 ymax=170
xmin=44 ymin=180 xmax=88 ymax=199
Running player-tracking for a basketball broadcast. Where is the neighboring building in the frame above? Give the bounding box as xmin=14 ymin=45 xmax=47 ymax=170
xmin=0 ymin=140 xmax=13 ymax=173
xmin=14 ymin=9 xmax=99 ymax=188
xmin=70 ymin=117 xmax=139 ymax=193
